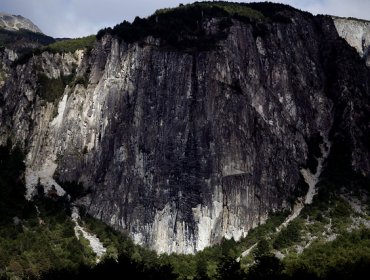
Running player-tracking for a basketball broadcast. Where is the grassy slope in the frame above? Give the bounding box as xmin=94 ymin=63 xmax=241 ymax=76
xmin=44 ymin=35 xmax=95 ymax=53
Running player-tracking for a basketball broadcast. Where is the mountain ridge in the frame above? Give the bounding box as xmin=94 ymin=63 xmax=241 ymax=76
xmin=0 ymin=12 xmax=42 ymax=34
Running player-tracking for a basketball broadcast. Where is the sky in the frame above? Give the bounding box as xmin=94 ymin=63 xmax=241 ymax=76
xmin=1 ymin=0 xmax=370 ymax=38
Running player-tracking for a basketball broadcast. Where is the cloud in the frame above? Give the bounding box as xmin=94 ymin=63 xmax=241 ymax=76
xmin=1 ymin=0 xmax=197 ymax=37
xmin=1 ymin=0 xmax=369 ymax=38
xmin=286 ymin=0 xmax=370 ymax=19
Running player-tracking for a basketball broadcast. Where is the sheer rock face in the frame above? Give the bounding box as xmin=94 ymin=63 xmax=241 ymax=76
xmin=1 ymin=12 xmax=370 ymax=254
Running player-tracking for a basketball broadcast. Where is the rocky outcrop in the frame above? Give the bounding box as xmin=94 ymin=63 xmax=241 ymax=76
xmin=1 ymin=5 xmax=370 ymax=254
xmin=333 ymin=17 xmax=370 ymax=67
xmin=0 ymin=13 xmax=42 ymax=33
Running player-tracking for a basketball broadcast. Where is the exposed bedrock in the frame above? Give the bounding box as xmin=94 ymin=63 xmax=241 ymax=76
xmin=1 ymin=10 xmax=369 ymax=253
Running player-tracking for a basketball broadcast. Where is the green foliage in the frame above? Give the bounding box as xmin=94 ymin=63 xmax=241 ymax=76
xmin=160 ymin=238 xmax=244 ymax=280
xmin=1 ymin=28 xmax=54 ymax=66
xmin=283 ymin=228 xmax=370 ymax=279
xmin=96 ymin=1 xmax=307 ymax=49
xmin=163 ymin=254 xmax=197 ymax=280
xmin=214 ymin=2 xmax=263 ymax=18
xmin=36 ymin=70 xmax=81 ymax=102
xmin=0 ymin=28 xmax=54 ymax=49
xmin=36 ymin=73 xmax=65 ymax=102
xmin=0 ymin=164 xmax=366 ymax=277
xmin=0 ymin=199 xmax=96 ymax=279
xmin=0 ymin=69 xmax=6 ymax=83
xmin=41 ymin=253 xmax=178 ymax=280
xmin=70 ymin=72 xmax=89 ymax=89
xmin=12 ymin=48 xmax=43 ymax=66
xmin=246 ymin=1 xmax=308 ymax=20
xmin=81 ymin=213 xmax=134 ymax=260
xmin=38 ymin=211 xmax=179 ymax=279
xmin=13 ymin=35 xmax=94 ymax=66
xmin=0 ymin=143 xmax=95 ymax=279
xmin=330 ymin=199 xmax=352 ymax=219
xmin=330 ymin=199 xmax=353 ymax=232
xmin=96 ymin=2 xmax=264 ymax=50
xmin=155 ymin=2 xmax=264 ymax=19
xmin=151 ymin=213 xmax=289 ymax=280
xmin=239 ymin=211 xmax=289 ymax=251
xmin=300 ymin=182 xmax=355 ymax=234
xmin=44 ymin=35 xmax=95 ymax=54
xmin=247 ymin=255 xmax=284 ymax=280
xmin=273 ymin=219 xmax=303 ymax=250
xmin=0 ymin=141 xmax=31 ymax=224
xmin=301 ymin=181 xmax=335 ymax=218
xmin=254 ymin=238 xmax=272 ymax=258
xmin=217 ymin=255 xmax=245 ymax=280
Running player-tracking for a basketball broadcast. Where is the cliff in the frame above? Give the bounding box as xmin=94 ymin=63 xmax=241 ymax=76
xmin=1 ymin=2 xmax=369 ymax=254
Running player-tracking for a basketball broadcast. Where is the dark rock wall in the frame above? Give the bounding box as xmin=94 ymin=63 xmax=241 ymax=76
xmin=0 ymin=11 xmax=369 ymax=253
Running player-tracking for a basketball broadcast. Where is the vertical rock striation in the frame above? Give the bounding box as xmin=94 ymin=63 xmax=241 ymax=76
xmin=1 ymin=6 xmax=370 ymax=254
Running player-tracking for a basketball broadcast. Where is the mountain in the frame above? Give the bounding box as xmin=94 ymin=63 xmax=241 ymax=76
xmin=333 ymin=16 xmax=370 ymax=67
xmin=1 ymin=1 xmax=370 ymax=254
xmin=0 ymin=13 xmax=54 ymax=55
xmin=0 ymin=2 xmax=370 ymax=278
xmin=0 ymin=13 xmax=42 ymax=33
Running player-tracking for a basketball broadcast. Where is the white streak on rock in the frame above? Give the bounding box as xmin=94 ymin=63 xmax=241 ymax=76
xmin=302 ymin=137 xmax=331 ymax=205
xmin=193 ymin=200 xmax=223 ymax=251
xmin=236 ymin=243 xmax=257 ymax=262
xmin=278 ymin=136 xmax=331 ymax=230
xmin=25 ymin=157 xmax=65 ymax=200
xmin=239 ymin=136 xmax=331 ymax=260
xmin=72 ymin=207 xmax=106 ymax=263
xmin=51 ymin=94 xmax=68 ymax=128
